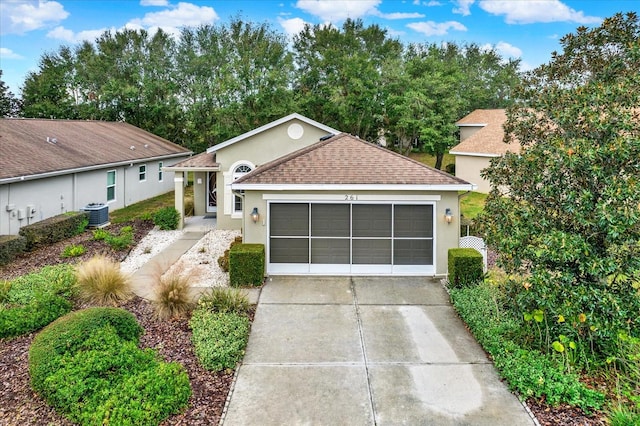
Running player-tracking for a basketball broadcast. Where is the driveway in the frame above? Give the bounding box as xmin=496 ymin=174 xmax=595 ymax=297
xmin=222 ymin=276 xmax=535 ymax=426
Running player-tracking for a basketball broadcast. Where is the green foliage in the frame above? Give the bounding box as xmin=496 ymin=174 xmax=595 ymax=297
xmin=19 ymin=211 xmax=90 ymax=251
xmin=198 ymin=287 xmax=250 ymax=315
xmin=0 ymin=70 xmax=20 ymax=117
xmin=0 ymin=234 xmax=27 ymax=265
xmin=29 ymin=308 xmax=189 ymax=425
xmin=190 ymin=310 xmax=250 ymax=372
xmin=447 ymin=248 xmax=483 ymax=288
xmin=460 ymin=192 xmax=487 ymax=220
xmin=0 ymin=264 xmax=76 ymax=339
xmin=92 ymin=228 xmax=108 ymax=241
xmin=152 ymin=271 xmax=195 ymax=320
xmin=108 ymin=191 xmax=176 ymax=224
xmin=103 ymin=225 xmax=134 ymax=250
xmin=450 ymin=281 xmax=604 ymax=412
xmin=479 ymin=13 xmax=640 ymax=361
xmin=61 ymin=244 xmax=86 ymax=258
xmin=607 ymin=333 xmax=640 ymax=411
xmin=75 ymin=255 xmax=132 ymax=305
xmin=229 ymin=244 xmax=265 ymax=287
xmin=153 ymin=206 xmax=180 ymax=230
xmin=217 ymin=238 xmax=242 ymax=273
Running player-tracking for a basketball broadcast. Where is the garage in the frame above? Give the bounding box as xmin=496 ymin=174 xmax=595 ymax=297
xmin=268 ymin=202 xmax=434 ymax=275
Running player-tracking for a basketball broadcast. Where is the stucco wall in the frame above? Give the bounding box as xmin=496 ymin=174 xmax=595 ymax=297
xmin=454 ymin=155 xmax=494 ymax=194
xmin=458 ymin=126 xmax=483 ymax=142
xmin=0 ymin=157 xmax=187 ymax=235
xmin=241 ymin=190 xmax=461 ymax=276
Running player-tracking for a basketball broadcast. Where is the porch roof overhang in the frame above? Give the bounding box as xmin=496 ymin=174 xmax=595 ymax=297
xmin=163 ymin=151 xmax=220 ymax=172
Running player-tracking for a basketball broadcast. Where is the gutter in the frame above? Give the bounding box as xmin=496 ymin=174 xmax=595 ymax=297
xmin=0 ymin=152 xmax=191 ymax=184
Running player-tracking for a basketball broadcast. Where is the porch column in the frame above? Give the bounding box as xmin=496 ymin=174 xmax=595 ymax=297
xmin=174 ymin=172 xmax=185 ymax=230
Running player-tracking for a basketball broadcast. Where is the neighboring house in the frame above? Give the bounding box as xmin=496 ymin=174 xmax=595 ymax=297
xmin=449 ymin=109 xmax=520 ymax=193
xmin=0 ymin=118 xmax=191 ymax=235
xmin=169 ymin=113 xmax=475 ymax=276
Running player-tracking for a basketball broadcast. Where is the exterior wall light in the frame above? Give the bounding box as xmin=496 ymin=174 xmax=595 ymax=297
xmin=445 ymin=208 xmax=453 ymax=224
xmin=251 ymin=207 xmax=260 ymax=223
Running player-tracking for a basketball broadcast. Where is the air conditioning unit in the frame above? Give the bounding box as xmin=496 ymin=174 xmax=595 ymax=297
xmin=82 ymin=203 xmax=110 ymax=227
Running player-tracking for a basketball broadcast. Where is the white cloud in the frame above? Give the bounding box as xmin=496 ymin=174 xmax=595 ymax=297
xmin=452 ymin=0 xmax=475 ymax=16
xmin=295 ymin=0 xmax=380 ymax=22
xmin=0 ymin=0 xmax=69 ymax=35
xmin=479 ymin=0 xmax=601 ymax=24
xmin=0 ymin=47 xmax=24 ymax=59
xmin=407 ymin=20 xmax=467 ymax=36
xmin=127 ymin=2 xmax=218 ymax=28
xmin=140 ymin=0 xmax=169 ymax=6
xmin=481 ymin=41 xmax=522 ymax=58
xmin=46 ymin=26 xmax=112 ymax=43
xmin=427 ymin=1 xmax=443 ymax=5
xmin=371 ymin=11 xmax=425 ymax=19
xmin=279 ymin=17 xmax=308 ymax=37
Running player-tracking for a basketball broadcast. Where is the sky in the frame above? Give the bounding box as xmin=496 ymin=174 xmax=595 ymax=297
xmin=1 ymin=0 xmax=637 ymax=95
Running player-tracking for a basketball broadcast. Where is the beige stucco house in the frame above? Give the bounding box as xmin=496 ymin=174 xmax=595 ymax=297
xmin=0 ymin=119 xmax=191 ymax=235
xmin=169 ymin=113 xmax=475 ymax=276
xmin=449 ymin=109 xmax=520 ymax=193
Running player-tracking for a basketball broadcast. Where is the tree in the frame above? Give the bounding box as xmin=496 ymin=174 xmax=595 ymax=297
xmin=0 ymin=70 xmax=20 ymax=117
xmin=479 ymin=12 xmax=640 ymax=356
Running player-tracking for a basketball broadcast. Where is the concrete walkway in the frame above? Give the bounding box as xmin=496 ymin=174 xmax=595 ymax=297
xmin=222 ymin=276 xmax=536 ymax=426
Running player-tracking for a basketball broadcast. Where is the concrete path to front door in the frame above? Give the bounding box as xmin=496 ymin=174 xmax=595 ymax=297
xmin=222 ymin=276 xmax=536 ymax=426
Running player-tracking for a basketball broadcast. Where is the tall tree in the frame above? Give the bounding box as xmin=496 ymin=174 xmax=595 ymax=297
xmin=0 ymin=70 xmax=20 ymax=117
xmin=293 ymin=19 xmax=402 ymax=141
xmin=479 ymin=12 xmax=640 ymax=355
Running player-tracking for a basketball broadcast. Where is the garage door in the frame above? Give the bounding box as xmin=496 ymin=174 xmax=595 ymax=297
xmin=268 ymin=203 xmax=435 ymax=275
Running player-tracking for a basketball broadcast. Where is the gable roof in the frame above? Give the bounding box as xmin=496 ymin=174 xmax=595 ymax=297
xmin=166 ymin=151 xmax=219 ymax=171
xmin=207 ymin=113 xmax=340 ymax=153
xmin=233 ymin=133 xmax=474 ymax=191
xmin=450 ymin=109 xmax=520 ymax=157
xmin=0 ymin=118 xmax=191 ymax=182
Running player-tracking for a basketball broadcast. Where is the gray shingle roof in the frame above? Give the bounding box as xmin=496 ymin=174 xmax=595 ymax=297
xmin=0 ymin=118 xmax=191 ymax=180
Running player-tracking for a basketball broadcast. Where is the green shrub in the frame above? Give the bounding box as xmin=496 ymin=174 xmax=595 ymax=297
xmin=19 ymin=211 xmax=89 ymax=251
xmin=104 ymin=226 xmax=134 ymax=250
xmin=0 ymin=234 xmax=27 ymax=265
xmin=75 ymin=255 xmax=132 ymax=305
xmin=153 ymin=207 xmax=179 ymax=230
xmin=447 ymin=248 xmax=483 ymax=288
xmin=153 ymin=272 xmax=195 ymax=320
xmin=218 ymin=249 xmax=230 ymax=272
xmin=92 ymin=228 xmax=109 ymax=241
xmin=198 ymin=287 xmax=250 ymax=315
xmin=190 ymin=310 xmax=250 ymax=371
xmin=29 ymin=309 xmax=190 ymax=425
xmin=229 ymin=244 xmax=264 ymax=287
xmin=0 ymin=264 xmax=76 ymax=339
xmin=61 ymin=244 xmax=86 ymax=258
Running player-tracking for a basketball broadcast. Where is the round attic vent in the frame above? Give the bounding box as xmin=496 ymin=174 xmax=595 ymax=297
xmin=287 ymin=123 xmax=304 ymax=140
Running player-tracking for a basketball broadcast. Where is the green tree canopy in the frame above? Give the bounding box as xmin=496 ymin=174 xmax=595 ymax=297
xmin=480 ymin=12 xmax=640 ymax=355
xmin=0 ymin=70 xmax=20 ymax=117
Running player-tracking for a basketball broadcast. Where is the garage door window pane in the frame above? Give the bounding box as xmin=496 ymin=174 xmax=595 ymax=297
xmin=311 ymin=204 xmax=349 ymax=237
xmin=394 ymin=205 xmax=433 ymax=238
xmin=353 ymin=239 xmax=391 ymax=264
xmin=270 ymin=238 xmax=309 ymax=263
xmin=270 ymin=204 xmax=309 ymax=236
xmin=353 ymin=205 xmax=391 ymax=237
xmin=394 ymin=239 xmax=433 ymax=265
xmin=311 ymin=239 xmax=350 ymax=264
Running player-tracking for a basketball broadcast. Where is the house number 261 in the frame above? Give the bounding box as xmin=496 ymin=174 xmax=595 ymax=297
xmin=344 ymin=195 xmax=358 ymax=201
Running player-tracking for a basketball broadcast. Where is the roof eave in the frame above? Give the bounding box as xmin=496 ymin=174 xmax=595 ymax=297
xmin=449 ymin=151 xmax=500 ymax=158
xmin=232 ymin=183 xmax=476 ymax=192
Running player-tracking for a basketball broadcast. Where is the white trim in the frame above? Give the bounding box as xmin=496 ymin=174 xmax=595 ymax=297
xmin=106 ymin=169 xmax=116 ymax=203
xmin=225 ymin=160 xmax=256 ymax=216
xmin=138 ymin=164 xmax=147 ymax=182
xmin=233 ymin=183 xmax=476 ymax=191
xmin=456 ymin=123 xmax=488 ymax=127
xmin=262 ymin=193 xmax=442 ymax=201
xmin=449 ymin=151 xmax=500 ymax=158
xmin=207 ymin=113 xmax=341 ymax=153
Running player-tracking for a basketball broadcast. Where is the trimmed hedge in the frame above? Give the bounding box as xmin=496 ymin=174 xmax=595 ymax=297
xmin=29 ymin=307 xmax=190 ymax=425
xmin=448 ymin=248 xmax=483 ymax=288
xmin=19 ymin=211 xmax=89 ymax=251
xmin=0 ymin=234 xmax=27 ymax=265
xmin=229 ymin=243 xmax=265 ymax=287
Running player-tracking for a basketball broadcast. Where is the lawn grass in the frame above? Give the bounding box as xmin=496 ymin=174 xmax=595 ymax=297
xmin=460 ymin=192 xmax=487 ymax=220
xmin=109 ymin=186 xmax=193 ymax=224
xmin=408 ymin=152 xmax=455 ymax=170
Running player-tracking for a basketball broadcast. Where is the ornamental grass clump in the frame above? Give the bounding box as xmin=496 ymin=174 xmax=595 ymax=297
xmin=75 ymin=255 xmax=132 ymax=305
xmin=153 ymin=271 xmax=195 ymax=320
xmin=198 ymin=287 xmax=250 ymax=315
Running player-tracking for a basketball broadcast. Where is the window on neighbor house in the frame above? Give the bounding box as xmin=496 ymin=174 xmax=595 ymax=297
xmin=233 ymin=164 xmax=252 ymax=214
xmin=158 ymin=162 xmax=163 ymax=182
xmin=107 ymin=170 xmax=116 ymax=202
xmin=139 ymin=164 xmax=146 ymax=181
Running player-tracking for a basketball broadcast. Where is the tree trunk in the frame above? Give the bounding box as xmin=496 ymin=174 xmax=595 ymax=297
xmin=434 ymin=152 xmax=444 ymax=170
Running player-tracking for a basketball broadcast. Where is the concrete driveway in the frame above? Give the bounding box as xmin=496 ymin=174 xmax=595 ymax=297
xmin=222 ymin=276 xmax=535 ymax=426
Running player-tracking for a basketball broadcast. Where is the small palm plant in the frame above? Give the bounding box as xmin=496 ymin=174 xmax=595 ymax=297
xmin=75 ymin=255 xmax=132 ymax=305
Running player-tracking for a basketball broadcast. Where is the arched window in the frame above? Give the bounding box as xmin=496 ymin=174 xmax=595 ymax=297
xmin=233 ymin=164 xmax=252 ymax=213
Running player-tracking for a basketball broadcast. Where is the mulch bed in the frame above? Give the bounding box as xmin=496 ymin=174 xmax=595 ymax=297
xmin=0 ymin=221 xmax=607 ymax=425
